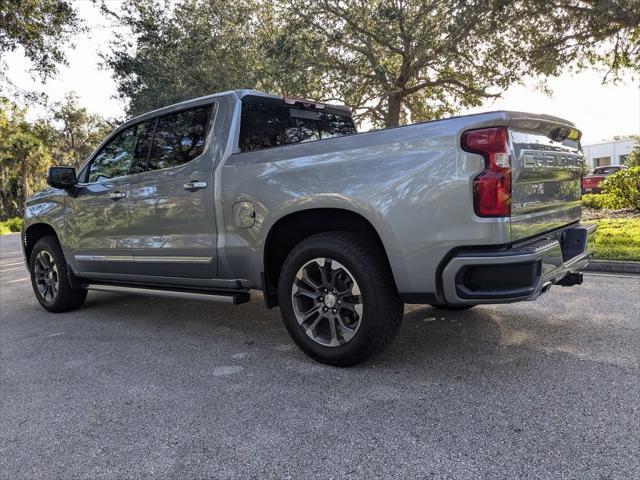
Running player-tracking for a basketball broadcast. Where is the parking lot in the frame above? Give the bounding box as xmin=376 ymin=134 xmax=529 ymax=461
xmin=1 ymin=232 xmax=638 ymax=479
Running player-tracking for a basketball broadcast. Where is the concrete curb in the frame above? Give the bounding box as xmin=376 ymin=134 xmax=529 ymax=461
xmin=584 ymin=259 xmax=640 ymax=274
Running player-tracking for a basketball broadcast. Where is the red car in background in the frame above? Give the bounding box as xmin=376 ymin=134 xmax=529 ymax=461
xmin=581 ymin=165 xmax=627 ymax=194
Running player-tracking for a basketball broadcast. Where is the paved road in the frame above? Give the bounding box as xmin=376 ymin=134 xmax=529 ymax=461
xmin=1 ymin=232 xmax=639 ymax=479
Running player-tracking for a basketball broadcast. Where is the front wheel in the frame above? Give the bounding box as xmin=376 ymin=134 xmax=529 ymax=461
xmin=278 ymin=232 xmax=404 ymax=366
xmin=29 ymin=236 xmax=87 ymax=313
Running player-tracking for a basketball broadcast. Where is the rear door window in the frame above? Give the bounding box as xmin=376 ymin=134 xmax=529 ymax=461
xmin=148 ymin=105 xmax=214 ymax=171
xmin=130 ymin=120 xmax=156 ymax=174
xmin=239 ymin=102 xmax=356 ymax=152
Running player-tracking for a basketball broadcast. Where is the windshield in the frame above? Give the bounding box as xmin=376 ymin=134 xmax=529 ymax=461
xmin=239 ymin=101 xmax=356 ymax=152
xmin=593 ymin=166 xmax=622 ymax=175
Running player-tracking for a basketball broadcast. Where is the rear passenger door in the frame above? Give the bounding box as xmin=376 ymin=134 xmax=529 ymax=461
xmin=127 ymin=103 xmax=218 ymax=279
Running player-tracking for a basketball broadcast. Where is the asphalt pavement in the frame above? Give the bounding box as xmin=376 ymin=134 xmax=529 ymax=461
xmin=1 ymin=232 xmax=639 ymax=479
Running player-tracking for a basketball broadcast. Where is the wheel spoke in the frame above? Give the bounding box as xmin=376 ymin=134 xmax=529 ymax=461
xmin=291 ymin=257 xmax=363 ymax=348
xmin=41 ymin=253 xmax=52 ymax=268
xmin=336 ymin=316 xmax=357 ymax=342
xmin=328 ymin=316 xmax=339 ymax=345
xmin=292 ymin=282 xmax=318 ymax=299
xmin=297 ymin=267 xmax=321 ymax=290
xmin=303 ymin=312 xmax=324 ymax=333
xmin=317 ymin=258 xmax=331 ymax=287
xmin=299 ymin=304 xmax=321 ymax=322
xmin=336 ymin=285 xmax=351 ymax=296
xmin=340 ymin=300 xmax=362 ymax=316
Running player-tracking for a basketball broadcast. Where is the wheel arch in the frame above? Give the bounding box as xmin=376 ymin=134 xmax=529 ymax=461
xmin=24 ymin=222 xmax=59 ymax=262
xmin=262 ymin=208 xmax=400 ymax=308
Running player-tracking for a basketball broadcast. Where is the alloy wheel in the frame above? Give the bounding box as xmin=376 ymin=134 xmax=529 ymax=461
xmin=291 ymin=257 xmax=363 ymax=347
xmin=34 ymin=250 xmax=59 ymax=302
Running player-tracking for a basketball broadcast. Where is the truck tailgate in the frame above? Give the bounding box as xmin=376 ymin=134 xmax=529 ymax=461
xmin=509 ymin=116 xmax=583 ymax=241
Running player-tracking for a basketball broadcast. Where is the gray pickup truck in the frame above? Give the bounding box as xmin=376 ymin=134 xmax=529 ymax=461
xmin=22 ymin=89 xmax=595 ymax=365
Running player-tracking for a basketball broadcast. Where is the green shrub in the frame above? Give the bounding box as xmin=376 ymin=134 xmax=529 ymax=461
xmin=6 ymin=217 xmax=22 ymax=232
xmin=600 ymin=166 xmax=640 ymax=210
xmin=0 ymin=217 xmax=22 ymax=235
xmin=582 ymin=193 xmax=622 ymax=209
xmin=626 ymin=143 xmax=640 ymax=168
xmin=593 ymin=219 xmax=640 ymax=261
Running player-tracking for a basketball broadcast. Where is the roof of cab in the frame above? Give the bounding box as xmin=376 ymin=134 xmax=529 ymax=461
xmin=121 ymin=89 xmax=351 ymax=129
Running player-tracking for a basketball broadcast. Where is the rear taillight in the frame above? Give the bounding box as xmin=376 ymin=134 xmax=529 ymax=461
xmin=461 ymin=127 xmax=511 ymax=217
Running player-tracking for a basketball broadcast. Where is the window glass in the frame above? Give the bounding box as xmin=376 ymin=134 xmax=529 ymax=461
xmin=148 ymin=105 xmax=213 ymax=171
xmin=594 ymin=156 xmax=611 ymax=167
xmin=88 ymin=126 xmax=136 ymax=182
xmin=87 ymin=121 xmax=154 ymax=182
xmin=288 ymin=109 xmax=321 ymax=144
xmin=130 ymin=120 xmax=156 ymax=174
xmin=320 ymin=112 xmax=357 ymax=139
xmin=239 ymin=102 xmax=356 ymax=152
xmin=594 ymin=166 xmax=622 ymax=175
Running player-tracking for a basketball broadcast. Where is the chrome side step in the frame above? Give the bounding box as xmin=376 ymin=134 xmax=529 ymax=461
xmin=87 ymin=284 xmax=250 ymax=305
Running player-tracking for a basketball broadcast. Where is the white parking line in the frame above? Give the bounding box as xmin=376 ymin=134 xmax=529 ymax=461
xmin=1 ymin=266 xmax=26 ymax=273
xmin=30 ymin=332 xmax=63 ymax=340
xmin=584 ymin=272 xmax=640 ymax=279
xmin=0 ymin=250 xmax=22 ymax=255
xmin=2 ymin=277 xmax=29 ymax=284
xmin=1 ymin=261 xmax=24 ymax=267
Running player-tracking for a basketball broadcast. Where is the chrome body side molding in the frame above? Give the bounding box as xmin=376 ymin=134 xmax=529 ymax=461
xmin=75 ymin=255 xmax=214 ymax=264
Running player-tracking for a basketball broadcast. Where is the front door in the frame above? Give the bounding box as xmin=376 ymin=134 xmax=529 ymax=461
xmin=127 ymin=103 xmax=218 ymax=279
xmin=67 ymin=121 xmax=153 ymax=275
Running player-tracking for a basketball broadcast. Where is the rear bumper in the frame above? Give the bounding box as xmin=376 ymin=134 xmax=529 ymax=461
xmin=441 ymin=223 xmax=596 ymax=305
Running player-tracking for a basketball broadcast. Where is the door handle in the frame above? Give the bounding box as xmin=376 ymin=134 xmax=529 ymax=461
xmin=183 ymin=180 xmax=208 ymax=191
xmin=107 ymin=191 xmax=126 ymax=200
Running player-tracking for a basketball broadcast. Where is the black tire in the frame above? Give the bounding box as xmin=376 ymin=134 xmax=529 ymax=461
xmin=278 ymin=232 xmax=404 ymax=366
xmin=429 ymin=303 xmax=476 ymax=311
xmin=29 ymin=236 xmax=87 ymax=313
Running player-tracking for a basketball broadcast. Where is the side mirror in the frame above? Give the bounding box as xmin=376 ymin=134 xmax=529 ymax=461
xmin=47 ymin=166 xmax=77 ymax=190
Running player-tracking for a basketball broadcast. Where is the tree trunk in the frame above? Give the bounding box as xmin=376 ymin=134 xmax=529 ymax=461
xmin=21 ymin=155 xmax=30 ymax=215
xmin=384 ymin=92 xmax=403 ymax=128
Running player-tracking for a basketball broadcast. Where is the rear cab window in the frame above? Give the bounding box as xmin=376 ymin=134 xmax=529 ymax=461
xmin=238 ymin=97 xmax=356 ymax=152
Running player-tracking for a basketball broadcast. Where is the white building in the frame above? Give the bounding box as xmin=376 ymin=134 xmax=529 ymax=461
xmin=582 ymin=138 xmax=636 ymax=170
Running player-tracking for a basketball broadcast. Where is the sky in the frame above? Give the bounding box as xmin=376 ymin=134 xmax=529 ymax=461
xmin=4 ymin=0 xmax=640 ymax=145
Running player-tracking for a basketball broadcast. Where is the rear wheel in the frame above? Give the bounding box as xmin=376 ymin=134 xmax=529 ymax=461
xmin=29 ymin=236 xmax=87 ymax=313
xmin=278 ymin=232 xmax=404 ymax=366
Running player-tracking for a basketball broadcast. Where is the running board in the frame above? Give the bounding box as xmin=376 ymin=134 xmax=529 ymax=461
xmin=87 ymin=284 xmax=250 ymax=305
